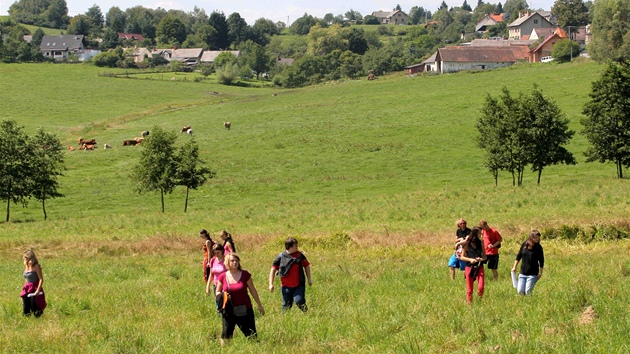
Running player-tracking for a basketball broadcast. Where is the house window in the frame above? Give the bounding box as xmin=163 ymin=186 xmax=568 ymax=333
xmin=534 ymin=19 xmax=538 ymax=24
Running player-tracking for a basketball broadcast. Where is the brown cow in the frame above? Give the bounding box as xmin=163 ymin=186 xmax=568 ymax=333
xmin=78 ymin=138 xmax=96 ymax=146
xmin=122 ymin=139 xmax=139 ymax=146
xmin=67 ymin=146 xmax=75 ymax=151
xmin=134 ymin=137 xmax=145 ymax=144
xmin=181 ymin=125 xmax=191 ymax=133
xmin=82 ymin=144 xmax=95 ymax=150
xmin=224 ymin=122 xmax=231 ymax=130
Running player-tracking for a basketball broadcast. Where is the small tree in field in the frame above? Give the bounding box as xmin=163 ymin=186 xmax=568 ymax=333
xmin=175 ymin=138 xmax=215 ymax=212
xmin=0 ymin=119 xmax=34 ymax=222
xmin=582 ymin=61 xmax=630 ymax=178
xmin=478 ymin=86 xmax=575 ymax=185
xmin=477 ymin=94 xmax=507 ymax=186
xmin=522 ymin=85 xmax=576 ymax=184
xmin=31 ymin=127 xmax=65 ymax=220
xmin=131 ymin=126 xmax=178 ymax=212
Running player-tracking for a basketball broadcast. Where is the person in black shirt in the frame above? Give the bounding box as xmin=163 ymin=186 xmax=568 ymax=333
xmin=511 ymin=230 xmax=545 ymax=295
xmin=448 ymin=218 xmax=471 ymax=279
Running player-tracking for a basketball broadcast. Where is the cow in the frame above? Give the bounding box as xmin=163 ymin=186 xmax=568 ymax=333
xmin=67 ymin=146 xmax=75 ymax=151
xmin=122 ymin=139 xmax=139 ymax=146
xmin=82 ymin=144 xmax=95 ymax=150
xmin=78 ymin=138 xmax=96 ymax=146
xmin=141 ymin=130 xmax=149 ymax=137
xmin=134 ymin=137 xmax=145 ymax=144
xmin=224 ymin=122 xmax=231 ymax=130
xmin=181 ymin=125 xmax=191 ymax=133
xmin=186 ymin=128 xmax=193 ymax=136
xmin=103 ymin=143 xmax=112 ymax=149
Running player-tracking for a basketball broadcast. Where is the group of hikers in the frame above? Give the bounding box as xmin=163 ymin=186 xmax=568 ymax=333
xmin=17 ymin=220 xmax=544 ymax=344
xmin=448 ymin=219 xmax=545 ymax=304
xmin=200 ymin=230 xmax=312 ymax=346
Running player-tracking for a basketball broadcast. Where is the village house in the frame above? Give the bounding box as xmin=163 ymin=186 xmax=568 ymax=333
xmin=199 ymin=50 xmax=241 ymax=64
xmin=435 ymin=46 xmax=529 ymax=73
xmin=371 ymin=10 xmax=409 ymax=25
xmin=40 ymin=35 xmax=85 ymax=60
xmin=508 ymin=11 xmax=555 ymax=39
xmin=475 ymin=13 xmax=504 ymax=33
xmin=528 ymin=27 xmax=567 ymax=63
xmin=151 ymin=48 xmax=203 ymax=66
xmin=403 ymin=52 xmax=438 ymax=74
xmin=118 ymin=33 xmax=145 ymax=42
xmin=125 ymin=47 xmax=152 ymax=63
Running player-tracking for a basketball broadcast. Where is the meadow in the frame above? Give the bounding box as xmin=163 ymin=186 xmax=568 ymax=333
xmin=0 ymin=61 xmax=629 ymax=352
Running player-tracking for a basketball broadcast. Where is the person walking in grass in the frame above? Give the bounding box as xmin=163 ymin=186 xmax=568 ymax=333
xmin=200 ymin=229 xmax=215 ymax=283
xmin=220 ymin=230 xmax=236 ymax=254
xmin=214 ymin=253 xmax=264 ymax=346
xmin=448 ymin=218 xmax=471 ymax=279
xmin=480 ymin=220 xmax=502 ymax=280
xmin=460 ymin=227 xmax=487 ymax=304
xmin=206 ymin=244 xmax=227 ymax=296
xmin=20 ymin=250 xmax=47 ymax=317
xmin=512 ymin=230 xmax=545 ymax=295
xmin=269 ymin=237 xmax=312 ymax=312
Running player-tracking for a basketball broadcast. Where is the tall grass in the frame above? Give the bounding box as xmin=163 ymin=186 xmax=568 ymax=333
xmin=0 ymin=236 xmax=628 ymax=352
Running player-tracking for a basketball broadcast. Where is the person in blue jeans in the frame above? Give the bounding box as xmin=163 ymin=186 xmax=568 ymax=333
xmin=449 ymin=218 xmax=471 ymax=279
xmin=512 ymin=230 xmax=545 ymax=295
xmin=269 ymin=237 xmax=312 ymax=312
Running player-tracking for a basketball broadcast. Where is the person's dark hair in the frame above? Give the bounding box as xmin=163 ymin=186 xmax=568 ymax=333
xmin=285 ymin=237 xmax=298 ymax=250
xmin=526 ymin=229 xmax=541 ymax=250
xmin=212 ymin=243 xmax=224 ymax=253
xmin=199 ymin=229 xmax=211 ymax=240
xmin=466 ymin=227 xmax=483 ymax=249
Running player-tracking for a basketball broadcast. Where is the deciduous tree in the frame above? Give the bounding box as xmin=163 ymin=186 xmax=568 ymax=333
xmin=588 ymin=0 xmax=630 ymax=63
xmin=156 ymin=15 xmax=187 ymax=46
xmin=0 ymin=120 xmax=34 ymax=222
xmin=175 ymin=138 xmax=214 ymax=212
xmin=478 ymin=86 xmax=575 ymax=185
xmin=523 ymin=86 xmax=576 ymax=184
xmin=581 ymin=61 xmax=630 ymax=178
xmin=106 ymin=6 xmax=126 ymax=33
xmin=30 ymin=127 xmax=65 ymax=220
xmin=131 ymin=126 xmax=178 ymax=212
xmin=552 ymin=0 xmax=589 ymax=28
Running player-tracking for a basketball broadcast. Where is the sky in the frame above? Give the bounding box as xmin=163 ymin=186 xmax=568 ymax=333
xmin=0 ymin=0 xmax=558 ymax=25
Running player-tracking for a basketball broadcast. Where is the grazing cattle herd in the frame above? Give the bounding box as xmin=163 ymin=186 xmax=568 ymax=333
xmin=67 ymin=123 xmax=230 ymax=152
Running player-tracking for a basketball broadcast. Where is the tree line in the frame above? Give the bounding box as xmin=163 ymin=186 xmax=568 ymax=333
xmin=2 ymin=0 xmax=628 ymax=86
xmin=477 ymin=61 xmax=630 ymax=184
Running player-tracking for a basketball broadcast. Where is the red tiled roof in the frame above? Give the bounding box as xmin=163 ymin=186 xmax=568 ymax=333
xmin=118 ymin=33 xmax=145 ymax=41
xmin=490 ymin=14 xmax=503 ymax=22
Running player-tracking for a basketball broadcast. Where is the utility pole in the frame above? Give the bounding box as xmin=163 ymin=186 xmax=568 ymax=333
xmin=567 ymin=26 xmax=576 ymax=63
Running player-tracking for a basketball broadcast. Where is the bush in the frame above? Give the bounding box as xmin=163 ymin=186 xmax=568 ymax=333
xmin=216 ymin=62 xmax=240 ymax=84
xmin=92 ymin=51 xmax=122 ymax=67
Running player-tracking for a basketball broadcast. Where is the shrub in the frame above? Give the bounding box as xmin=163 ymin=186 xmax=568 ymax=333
xmin=216 ymin=62 xmax=240 ymax=84
xmin=92 ymin=51 xmax=122 ymax=67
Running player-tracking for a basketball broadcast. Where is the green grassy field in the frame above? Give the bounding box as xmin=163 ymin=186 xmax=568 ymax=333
xmin=1 ymin=61 xmax=629 ymax=352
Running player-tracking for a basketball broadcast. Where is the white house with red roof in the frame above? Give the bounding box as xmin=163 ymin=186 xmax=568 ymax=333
xmin=475 ymin=13 xmax=504 ymax=32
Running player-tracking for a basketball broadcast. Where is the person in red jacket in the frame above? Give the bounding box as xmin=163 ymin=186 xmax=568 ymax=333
xmin=480 ymin=220 xmax=503 ymax=280
xmin=269 ymin=237 xmax=312 ymax=312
